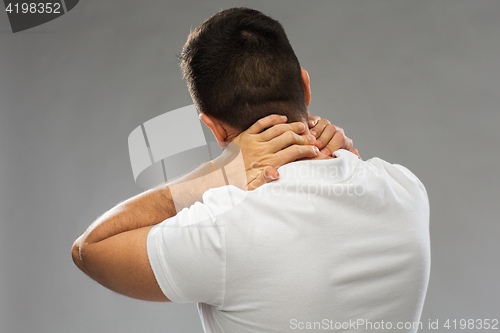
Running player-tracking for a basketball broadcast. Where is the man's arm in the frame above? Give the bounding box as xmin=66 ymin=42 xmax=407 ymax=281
xmin=71 ymin=114 xmax=319 ymax=301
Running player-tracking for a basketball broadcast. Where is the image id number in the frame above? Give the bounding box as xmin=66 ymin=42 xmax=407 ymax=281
xmin=5 ymin=2 xmax=61 ymax=14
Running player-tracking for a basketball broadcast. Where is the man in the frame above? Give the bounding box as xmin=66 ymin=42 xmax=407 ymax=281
xmin=72 ymin=7 xmax=430 ymax=333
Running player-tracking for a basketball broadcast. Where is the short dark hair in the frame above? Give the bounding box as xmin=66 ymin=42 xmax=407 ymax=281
xmin=180 ymin=7 xmax=308 ymax=131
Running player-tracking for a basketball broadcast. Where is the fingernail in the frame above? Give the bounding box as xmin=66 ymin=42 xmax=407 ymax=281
xmin=316 ymin=139 xmax=323 ymax=146
xmin=269 ymin=171 xmax=278 ymax=180
xmin=308 ymin=135 xmax=315 ymax=141
xmin=310 ymin=130 xmax=317 ymax=137
xmin=299 ymin=123 xmax=305 ymax=131
xmin=281 ymin=115 xmax=287 ymax=121
xmin=313 ymin=146 xmax=319 ymax=155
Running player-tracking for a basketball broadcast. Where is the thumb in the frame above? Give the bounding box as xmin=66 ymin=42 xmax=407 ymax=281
xmin=247 ymin=167 xmax=280 ymax=191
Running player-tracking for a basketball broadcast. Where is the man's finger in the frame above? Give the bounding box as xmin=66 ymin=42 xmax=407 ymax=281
xmin=343 ymin=137 xmax=354 ymax=151
xmin=273 ymin=144 xmax=319 ymax=167
xmin=309 ymin=118 xmax=331 ymax=138
xmin=350 ymin=149 xmax=362 ymax=160
xmin=269 ymin=130 xmax=316 ymax=153
xmin=260 ymin=122 xmax=306 ymax=142
xmin=245 ymin=114 xmax=287 ymax=134
xmin=247 ymin=166 xmax=279 ymax=191
xmin=308 ymin=115 xmax=321 ymax=128
xmin=320 ymin=131 xmax=345 ymax=155
xmin=315 ymin=124 xmax=337 ymax=150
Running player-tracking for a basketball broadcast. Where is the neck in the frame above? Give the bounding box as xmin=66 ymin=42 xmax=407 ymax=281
xmin=224 ymin=131 xmax=240 ymax=143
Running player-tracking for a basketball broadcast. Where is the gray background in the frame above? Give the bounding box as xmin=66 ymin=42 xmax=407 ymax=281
xmin=1 ymin=1 xmax=499 ymax=332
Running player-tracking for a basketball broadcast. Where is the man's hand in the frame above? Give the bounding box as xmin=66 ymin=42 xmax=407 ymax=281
xmin=308 ymin=115 xmax=361 ymax=159
xmin=230 ymin=114 xmax=319 ymax=190
xmin=224 ymin=114 xmax=360 ymax=191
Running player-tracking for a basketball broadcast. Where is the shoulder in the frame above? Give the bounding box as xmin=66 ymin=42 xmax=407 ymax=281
xmin=365 ymin=156 xmax=429 ymax=214
xmin=368 ymin=157 xmax=427 ymax=192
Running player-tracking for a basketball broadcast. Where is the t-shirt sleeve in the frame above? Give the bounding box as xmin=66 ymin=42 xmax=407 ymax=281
xmin=147 ymin=200 xmax=226 ymax=306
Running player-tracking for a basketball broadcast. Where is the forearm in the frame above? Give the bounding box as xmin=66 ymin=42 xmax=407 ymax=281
xmin=76 ymin=159 xmax=223 ymax=249
xmin=79 ymin=184 xmax=175 ymax=246
xmin=71 ymin=182 xmax=176 ymax=278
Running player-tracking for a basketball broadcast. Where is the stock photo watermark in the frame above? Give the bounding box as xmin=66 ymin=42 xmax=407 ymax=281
xmin=258 ymin=179 xmax=367 ymax=199
xmin=289 ymin=318 xmax=499 ymax=330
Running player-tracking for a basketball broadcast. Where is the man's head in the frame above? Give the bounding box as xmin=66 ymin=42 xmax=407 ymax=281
xmin=180 ymin=7 xmax=311 ymax=142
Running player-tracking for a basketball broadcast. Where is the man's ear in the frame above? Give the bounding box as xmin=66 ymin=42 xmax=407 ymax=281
xmin=301 ymin=68 xmax=311 ymax=107
xmin=199 ymin=113 xmax=228 ymax=143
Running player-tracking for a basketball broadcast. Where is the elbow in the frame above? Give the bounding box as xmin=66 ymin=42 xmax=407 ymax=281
xmin=71 ymin=236 xmax=100 ymax=282
xmin=71 ymin=236 xmax=86 ymax=272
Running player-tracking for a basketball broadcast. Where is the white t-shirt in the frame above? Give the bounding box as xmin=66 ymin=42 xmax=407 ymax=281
xmin=147 ymin=149 xmax=430 ymax=333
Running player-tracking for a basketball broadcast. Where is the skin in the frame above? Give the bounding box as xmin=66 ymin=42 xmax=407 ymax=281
xmin=200 ymin=68 xmax=360 ymax=180
xmin=71 ymin=68 xmax=359 ymax=302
